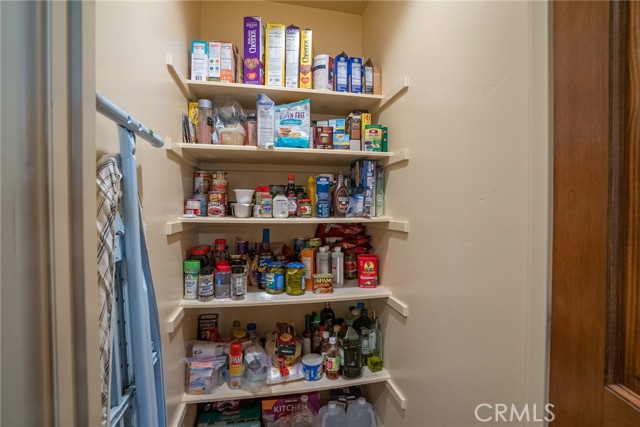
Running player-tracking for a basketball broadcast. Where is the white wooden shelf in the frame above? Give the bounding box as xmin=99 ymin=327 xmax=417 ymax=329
xmin=165 ymin=215 xmax=410 ymax=236
xmin=166 ymin=283 xmax=409 ymax=334
xmin=182 ymin=367 xmax=391 ymax=404
xmin=167 ymin=142 xmax=410 ymax=169
xmin=167 ymin=54 xmax=409 ymax=117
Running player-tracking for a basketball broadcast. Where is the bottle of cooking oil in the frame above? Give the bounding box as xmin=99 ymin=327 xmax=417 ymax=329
xmin=367 ymin=312 xmax=383 ymax=372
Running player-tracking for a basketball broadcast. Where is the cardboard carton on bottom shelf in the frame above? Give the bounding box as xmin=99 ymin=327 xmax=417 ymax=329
xmin=196 ymin=400 xmax=261 ymax=427
xmin=261 ymin=392 xmax=320 ymax=427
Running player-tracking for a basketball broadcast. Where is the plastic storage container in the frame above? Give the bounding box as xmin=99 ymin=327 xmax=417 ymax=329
xmin=316 ymin=401 xmax=346 ymax=427
xmin=346 ymin=397 xmax=376 ymax=427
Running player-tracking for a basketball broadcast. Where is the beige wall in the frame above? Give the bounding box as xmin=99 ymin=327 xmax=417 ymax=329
xmin=362 ymin=1 xmax=550 ymax=425
xmin=94 ymin=1 xmax=550 ymax=425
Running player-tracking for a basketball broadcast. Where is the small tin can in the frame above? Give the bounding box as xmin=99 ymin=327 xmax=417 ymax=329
xmin=193 ymin=170 xmax=211 ymax=194
xmin=345 ymin=253 xmax=358 ymax=280
xmin=192 ymin=193 xmax=208 ymax=217
xmin=208 ymin=192 xmax=227 ymax=217
xmin=312 ymin=273 xmax=333 ymax=294
xmin=357 ymin=254 xmax=378 ymax=288
xmin=185 ymin=198 xmax=202 ymax=216
xmin=307 ymin=238 xmax=322 ymax=249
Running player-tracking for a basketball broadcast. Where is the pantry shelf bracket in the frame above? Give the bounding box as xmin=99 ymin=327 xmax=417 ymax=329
xmin=166 ymin=53 xmax=194 ymax=101
xmin=387 ymin=296 xmax=409 ymax=317
xmin=373 ymin=76 xmax=410 ymax=115
xmin=170 ymin=403 xmax=187 ymax=427
xmin=386 ymin=379 xmax=408 ymax=410
xmin=368 ymin=220 xmax=410 ymax=233
xmin=386 ymin=148 xmax=410 ymax=167
xmin=166 ymin=139 xmax=201 ymax=169
xmin=166 ymin=307 xmax=184 ymax=334
xmin=166 ymin=219 xmax=198 ymax=236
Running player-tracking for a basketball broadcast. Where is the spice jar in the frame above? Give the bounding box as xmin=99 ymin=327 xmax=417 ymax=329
xmin=231 ymin=265 xmax=247 ymax=300
xmin=245 ymin=113 xmax=257 ymax=146
xmin=285 ymin=262 xmax=305 ymax=296
xmin=196 ymin=99 xmax=213 ymax=144
xmin=183 ymin=260 xmax=200 ymax=300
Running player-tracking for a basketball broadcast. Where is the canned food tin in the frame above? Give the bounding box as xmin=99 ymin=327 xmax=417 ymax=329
xmin=211 ymin=171 xmax=227 ymax=180
xmin=208 ymin=192 xmax=227 ymax=217
xmin=307 ymin=238 xmax=322 ymax=249
xmin=185 ymin=199 xmax=202 ymax=216
xmin=192 ymin=193 xmax=208 ymax=217
xmin=193 ymin=170 xmax=211 ymax=194
xmin=312 ymin=273 xmax=333 ymax=294
xmin=357 ymin=254 xmax=378 ymax=288
xmin=211 ymin=178 xmax=228 ymax=193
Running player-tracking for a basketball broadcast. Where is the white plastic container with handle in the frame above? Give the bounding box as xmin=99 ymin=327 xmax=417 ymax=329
xmin=316 ymin=401 xmax=346 ymax=427
xmin=346 ymin=397 xmax=376 ymax=427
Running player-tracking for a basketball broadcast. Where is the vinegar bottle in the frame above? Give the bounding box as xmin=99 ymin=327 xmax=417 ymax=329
xmin=324 ymin=336 xmax=341 ymax=380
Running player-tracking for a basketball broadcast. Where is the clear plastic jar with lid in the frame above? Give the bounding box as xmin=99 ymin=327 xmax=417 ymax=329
xmin=214 ymin=264 xmax=231 ymax=298
xmin=196 ymin=99 xmax=214 ymax=144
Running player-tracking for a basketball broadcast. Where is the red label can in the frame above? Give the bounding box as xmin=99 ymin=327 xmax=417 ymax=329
xmin=357 ymin=254 xmax=378 ymax=288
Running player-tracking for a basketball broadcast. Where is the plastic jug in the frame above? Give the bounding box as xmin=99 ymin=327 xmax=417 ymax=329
xmin=316 ymin=401 xmax=347 ymax=427
xmin=346 ymin=397 xmax=377 ymax=427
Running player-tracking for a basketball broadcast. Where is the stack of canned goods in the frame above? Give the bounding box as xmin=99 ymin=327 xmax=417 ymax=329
xmin=184 ymin=170 xmax=228 ymax=217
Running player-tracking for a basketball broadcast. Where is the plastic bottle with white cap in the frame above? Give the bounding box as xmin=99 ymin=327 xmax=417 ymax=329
xmin=346 ymin=397 xmax=376 ymax=427
xmin=331 ymin=247 xmax=344 ymax=287
xmin=316 ymin=401 xmax=346 ymax=427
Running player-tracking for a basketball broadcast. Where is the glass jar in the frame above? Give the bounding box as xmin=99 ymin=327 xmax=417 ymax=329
xmin=299 ymin=198 xmax=312 ymax=217
xmin=285 ymin=262 xmax=305 ymax=296
xmin=264 ymin=261 xmax=285 ymax=295
xmin=190 ymin=245 xmax=211 ymax=269
xmin=196 ymin=99 xmax=213 ymax=144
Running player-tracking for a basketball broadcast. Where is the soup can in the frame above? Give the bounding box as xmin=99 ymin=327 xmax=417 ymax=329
xmin=207 ymin=192 xmax=227 ymax=217
xmin=357 ymin=254 xmax=378 ymax=288
xmin=193 ymin=170 xmax=211 ymax=194
xmin=192 ymin=193 xmax=208 ymax=217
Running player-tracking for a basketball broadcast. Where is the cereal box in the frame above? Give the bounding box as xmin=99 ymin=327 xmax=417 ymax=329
xmin=261 ymin=393 xmax=320 ymax=427
xmin=191 ymin=40 xmax=208 ymax=82
xmin=364 ymin=58 xmax=374 ymax=94
xmin=220 ymin=42 xmax=236 ymax=83
xmin=266 ymin=23 xmax=285 ymax=86
xmin=313 ymin=54 xmax=333 ymax=90
xmin=334 ymin=51 xmax=348 ymax=92
xmin=329 ymin=118 xmax=350 ymax=150
xmin=207 ymin=41 xmax=221 ymax=82
xmin=285 ymin=25 xmax=300 ymax=88
xmin=348 ymin=56 xmax=364 ymax=93
xmin=299 ymin=29 xmax=313 ymax=88
xmin=373 ymin=66 xmax=382 ymax=95
xmin=243 ymin=17 xmax=264 ymax=85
